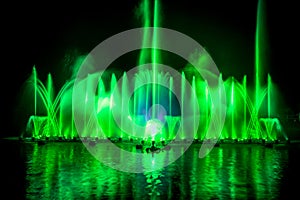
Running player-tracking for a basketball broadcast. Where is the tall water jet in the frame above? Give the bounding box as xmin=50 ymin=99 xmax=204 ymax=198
xmin=192 ymin=76 xmax=197 ymax=139
xmin=180 ymin=71 xmax=186 ymax=139
xmin=255 ymin=0 xmax=269 ymax=135
xmin=267 ymin=74 xmax=271 ymax=118
xmin=46 ymin=74 xmax=54 ymax=104
xmin=166 ymin=76 xmax=174 ymax=140
xmin=151 ymin=0 xmax=161 ymax=119
xmin=109 ymin=73 xmax=118 ymax=138
xmin=136 ymin=0 xmax=162 ymax=120
xmin=243 ymin=75 xmax=247 ymax=136
xmin=137 ymin=0 xmax=151 ymax=66
xmin=169 ymin=77 xmax=173 ymax=117
xmin=205 ymin=80 xmax=209 ymax=140
xmin=121 ymin=72 xmax=130 ymax=138
xmin=231 ymin=77 xmax=235 ymax=139
xmin=33 ymin=66 xmax=38 ymax=116
xmin=46 ymin=73 xmax=56 ymax=137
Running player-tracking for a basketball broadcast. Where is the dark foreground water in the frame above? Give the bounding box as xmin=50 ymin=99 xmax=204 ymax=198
xmin=2 ymin=139 xmax=300 ymax=199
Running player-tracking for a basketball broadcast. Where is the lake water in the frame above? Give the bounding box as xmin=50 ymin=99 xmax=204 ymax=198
xmin=2 ymin=139 xmax=300 ymax=199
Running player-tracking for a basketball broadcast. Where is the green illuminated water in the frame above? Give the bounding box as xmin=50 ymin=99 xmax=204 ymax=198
xmin=25 ymin=68 xmax=283 ymax=142
xmin=151 ymin=0 xmax=160 ymax=119
xmin=12 ymin=142 xmax=292 ymax=199
xmin=255 ymin=0 xmax=270 ymax=139
xmin=22 ymin=0 xmax=286 ymax=143
xmin=24 ymin=67 xmax=75 ymax=139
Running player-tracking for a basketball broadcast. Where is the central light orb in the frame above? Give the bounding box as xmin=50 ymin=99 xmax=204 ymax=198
xmin=145 ymin=119 xmax=164 ymax=139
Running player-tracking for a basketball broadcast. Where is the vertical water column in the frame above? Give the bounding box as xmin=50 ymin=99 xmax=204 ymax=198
xmin=205 ymin=80 xmax=209 ymax=140
xmin=109 ymin=73 xmax=118 ymax=138
xmin=180 ymin=71 xmax=186 ymax=139
xmin=121 ymin=72 xmax=129 ymax=139
xmin=97 ymin=78 xmax=106 ymax=138
xmin=59 ymin=100 xmax=63 ymax=138
xmin=133 ymin=79 xmax=140 ymax=137
xmin=243 ymin=75 xmax=247 ymax=138
xmin=71 ymin=104 xmax=75 ymax=139
xmin=169 ymin=77 xmax=173 ymax=117
xmin=165 ymin=76 xmax=181 ymax=141
xmin=137 ymin=0 xmax=162 ymax=124
xmin=136 ymin=0 xmax=151 ymax=133
xmin=145 ymin=83 xmax=150 ymax=121
xmin=151 ymin=0 xmax=161 ymax=119
xmin=255 ymin=0 xmax=261 ymax=115
xmin=31 ymin=67 xmax=39 ymax=138
xmin=267 ymin=74 xmax=271 ymax=118
xmin=255 ymin=0 xmax=269 ymax=137
xmin=192 ymin=76 xmax=197 ymax=139
xmin=138 ymin=0 xmax=151 ymax=66
xmin=86 ymin=73 xmax=96 ymax=138
xmin=47 ymin=74 xmax=54 ymax=104
xmin=167 ymin=76 xmax=173 ymax=140
xmin=231 ymin=77 xmax=235 ymax=139
xmin=46 ymin=73 xmax=54 ymax=137
xmin=133 ymin=83 xmax=136 ymax=137
xmin=135 ymin=0 xmax=150 ymax=132
xmin=219 ymin=74 xmax=225 ymax=139
xmin=32 ymin=66 xmax=38 ymax=116
xmin=83 ymin=75 xmax=88 ymax=137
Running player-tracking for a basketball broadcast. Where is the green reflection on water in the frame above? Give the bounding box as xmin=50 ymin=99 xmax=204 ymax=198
xmin=24 ymin=143 xmax=287 ymax=199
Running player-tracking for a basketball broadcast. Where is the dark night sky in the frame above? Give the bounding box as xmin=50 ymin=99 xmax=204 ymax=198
xmin=1 ymin=0 xmax=299 ymax=137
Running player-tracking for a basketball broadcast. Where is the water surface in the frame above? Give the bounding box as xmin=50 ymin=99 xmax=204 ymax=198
xmin=2 ymin=140 xmax=299 ymax=199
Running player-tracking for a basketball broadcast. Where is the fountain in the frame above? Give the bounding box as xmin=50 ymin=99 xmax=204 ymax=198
xmin=259 ymin=118 xmax=287 ymax=141
xmin=21 ymin=0 xmax=287 ymax=144
xmin=22 ymin=69 xmax=284 ymax=143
